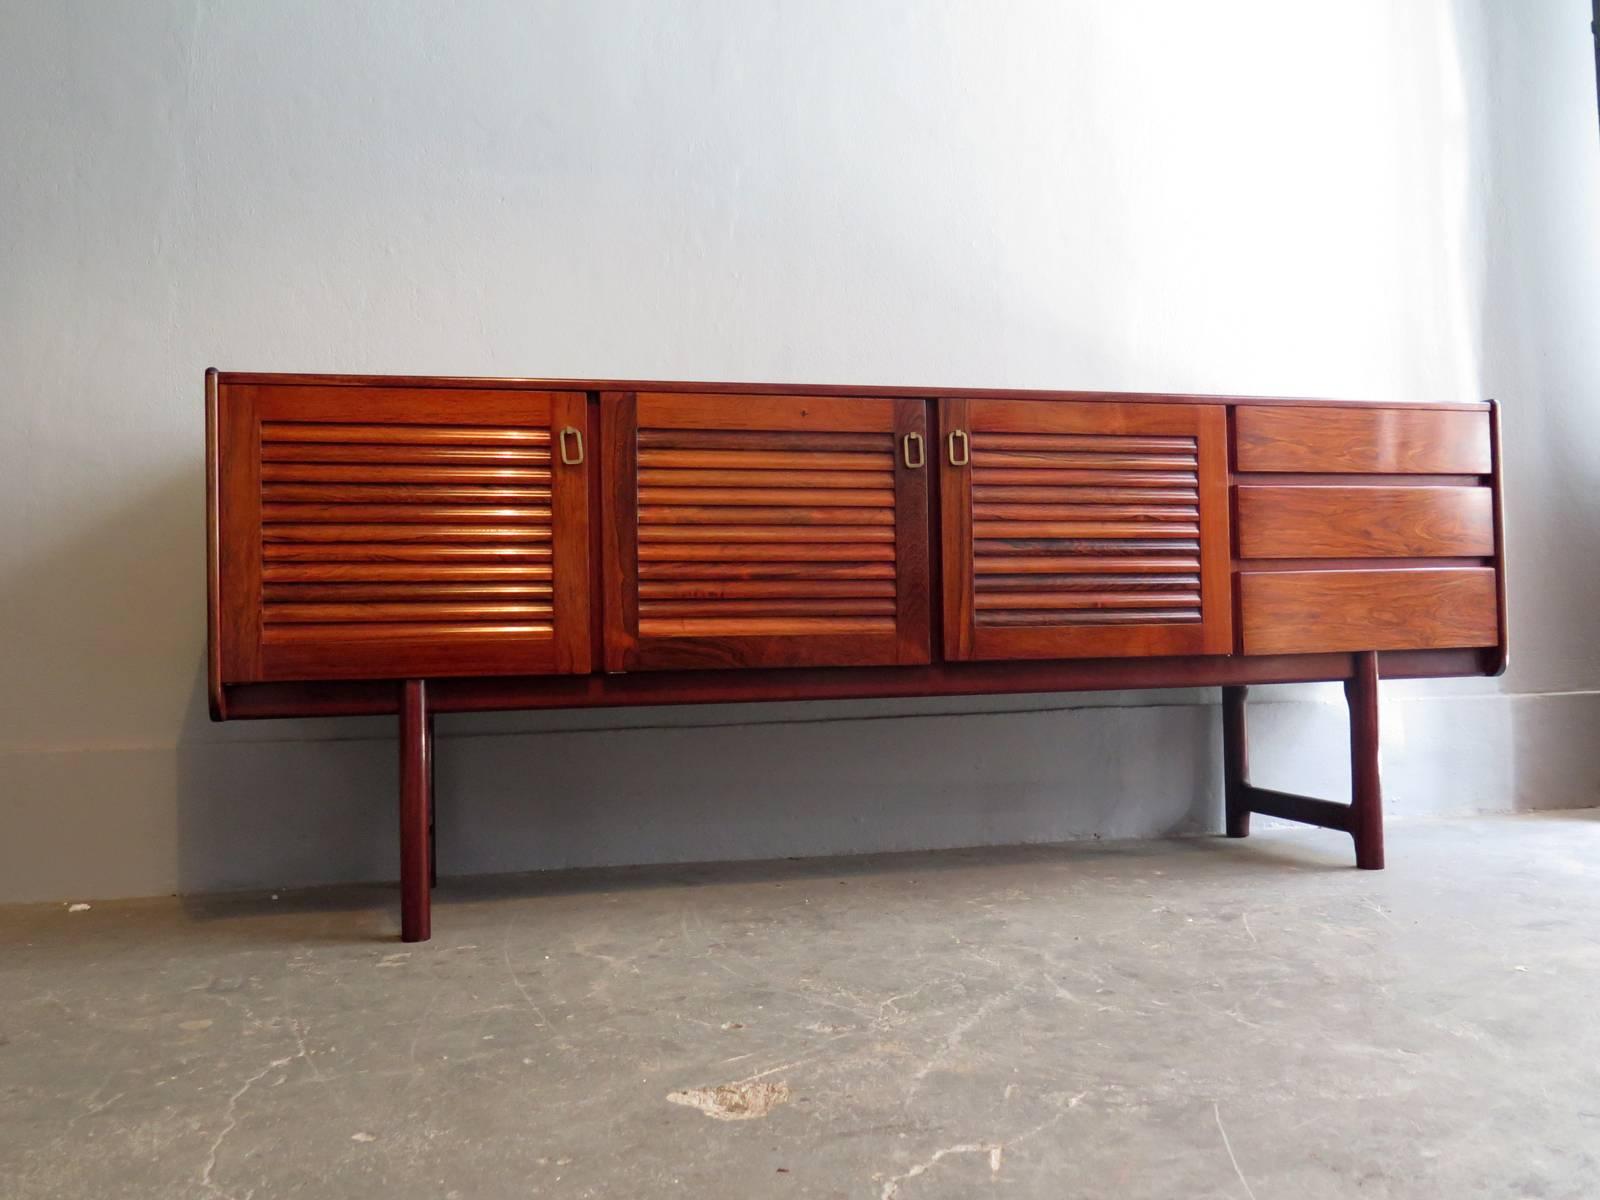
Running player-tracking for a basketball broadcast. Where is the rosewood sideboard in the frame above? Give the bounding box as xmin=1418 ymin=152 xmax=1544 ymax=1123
xmin=205 ymin=371 xmax=1507 ymax=941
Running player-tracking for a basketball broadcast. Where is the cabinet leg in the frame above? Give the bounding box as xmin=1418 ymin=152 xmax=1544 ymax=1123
xmin=1345 ymin=651 xmax=1385 ymax=870
xmin=1221 ymin=685 xmax=1250 ymax=838
xmin=400 ymin=679 xmax=432 ymax=942
xmin=1219 ymin=655 xmax=1386 ymax=870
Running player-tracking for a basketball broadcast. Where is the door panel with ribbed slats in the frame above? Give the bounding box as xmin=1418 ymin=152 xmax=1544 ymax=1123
xmin=940 ymin=398 xmax=1231 ymax=661
xmin=217 ymin=385 xmax=590 ymax=681
xmin=601 ymin=392 xmax=931 ymax=670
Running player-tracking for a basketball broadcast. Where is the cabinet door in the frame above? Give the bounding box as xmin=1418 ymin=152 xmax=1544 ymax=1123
xmin=601 ymin=392 xmax=931 ymax=670
xmin=217 ymin=384 xmax=590 ymax=681
xmin=939 ymin=398 xmax=1231 ymax=660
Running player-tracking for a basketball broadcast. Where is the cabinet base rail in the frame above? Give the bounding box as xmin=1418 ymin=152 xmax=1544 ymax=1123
xmin=1222 ymin=650 xmax=1385 ymax=870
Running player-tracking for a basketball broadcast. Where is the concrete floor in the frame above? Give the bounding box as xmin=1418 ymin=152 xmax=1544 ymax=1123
xmin=4 ymin=812 xmax=1599 ymax=1199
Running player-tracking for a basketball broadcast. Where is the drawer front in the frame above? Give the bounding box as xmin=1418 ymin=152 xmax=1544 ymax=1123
xmin=1235 ymin=406 xmax=1491 ymax=474
xmin=1236 ymin=485 xmax=1494 ymax=558
xmin=601 ymin=392 xmax=931 ymax=671
xmin=1239 ymin=568 xmax=1498 ymax=655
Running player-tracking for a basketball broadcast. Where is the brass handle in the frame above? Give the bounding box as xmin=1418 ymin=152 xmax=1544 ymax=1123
xmin=947 ymin=429 xmax=970 ymax=467
xmin=559 ymin=425 xmax=585 ymax=466
xmin=902 ymin=432 xmax=925 ymax=470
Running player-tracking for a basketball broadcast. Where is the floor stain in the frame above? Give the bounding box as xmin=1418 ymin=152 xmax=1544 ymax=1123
xmin=667 ymin=1080 xmax=791 ymax=1121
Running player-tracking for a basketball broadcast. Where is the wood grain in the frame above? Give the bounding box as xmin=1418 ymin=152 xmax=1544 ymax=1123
xmin=1486 ymin=399 xmax=1509 ymax=675
xmin=205 ymin=369 xmax=225 ymax=718
xmin=977 ymin=610 xmax=1201 ymax=626
xmin=263 ymin=563 xmax=552 ymax=582
xmin=1236 ymin=485 xmax=1494 ymax=558
xmin=263 ymin=484 xmax=551 ymax=503
xmin=263 ymin=544 xmax=552 ymax=562
xmin=939 ymin=397 xmax=973 ymax=659
xmin=972 ymin=556 xmax=1200 ymax=574
xmin=215 ymin=383 xmax=591 ymax=682
xmin=637 ymin=525 xmax=895 ymax=543
xmin=399 ymin=680 xmax=430 ymax=942
xmin=639 ymin=561 xmax=896 ymax=580
xmin=976 ymin=591 xmax=1202 ymax=611
xmin=640 ymin=580 xmax=897 ymax=599
xmin=637 ymin=429 xmax=885 ymax=451
xmin=970 ymin=468 xmax=1198 ymax=487
xmin=1221 ymin=686 xmax=1249 ymax=838
xmin=972 ymin=521 xmax=1200 ymax=539
xmin=636 ymin=392 xmax=901 ymax=433
xmin=261 ymin=443 xmax=551 ymax=465
xmin=942 ymin=399 xmax=1231 ymax=661
xmin=976 ymin=574 xmax=1200 ymax=592
xmin=637 ymin=448 xmax=887 ymax=471
xmin=640 ymin=505 xmax=894 ymax=526
xmin=637 ymin=485 xmax=890 ymax=505
xmin=267 ymin=602 xmax=553 ymax=624
xmin=262 ymin=524 xmax=553 ymax=543
xmin=636 ymin=469 xmax=892 ymax=489
xmin=262 ymin=504 xmax=553 ymax=524
xmin=638 ymin=617 xmax=897 ymax=636
xmin=1235 ymin=406 xmax=1492 ymax=474
xmin=258 ymin=624 xmax=559 ymax=682
xmin=599 ymin=392 xmax=640 ymax=671
xmin=548 ymin=390 xmax=593 ymax=674
xmin=975 ymin=485 xmax=1197 ymax=504
xmin=1238 ymin=568 xmax=1498 ymax=654
xmin=1346 ymin=652 xmax=1384 ymax=869
xmin=603 ymin=392 xmax=930 ymax=670
xmin=635 ymin=542 xmax=896 ymax=562
xmin=216 ymin=384 xmax=263 ymax=683
xmin=263 ymin=422 xmax=550 ymax=445
xmin=639 ymin=599 xmax=896 ymax=618
xmin=261 ymin=463 xmax=551 ymax=485
xmin=223 ymin=648 xmax=1495 ymax=720
xmin=974 ymin=504 xmax=1198 ymax=521
xmin=215 ymin=370 xmax=1492 ymax=414
xmin=892 ymin=396 xmax=934 ymax=665
xmin=210 ymin=376 xmax=1506 ymax=718
xmin=263 ymin=582 xmax=552 ymax=602
xmin=970 ymin=451 xmax=1198 ymax=470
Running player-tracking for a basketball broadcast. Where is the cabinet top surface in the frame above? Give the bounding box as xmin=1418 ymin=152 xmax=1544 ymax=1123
xmin=207 ymin=370 xmax=1491 ymax=412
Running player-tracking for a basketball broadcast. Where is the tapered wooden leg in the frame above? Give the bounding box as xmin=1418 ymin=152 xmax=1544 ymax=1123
xmin=399 ymin=680 xmax=432 ymax=942
xmin=1221 ymin=685 xmax=1251 ymax=838
xmin=1345 ymin=651 xmax=1385 ymax=870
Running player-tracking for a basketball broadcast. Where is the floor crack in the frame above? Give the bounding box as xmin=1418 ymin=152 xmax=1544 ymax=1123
xmin=199 ymin=1047 xmax=306 ymax=1199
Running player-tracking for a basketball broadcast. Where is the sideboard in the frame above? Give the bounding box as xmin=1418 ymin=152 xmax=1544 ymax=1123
xmin=206 ymin=371 xmax=1507 ymax=941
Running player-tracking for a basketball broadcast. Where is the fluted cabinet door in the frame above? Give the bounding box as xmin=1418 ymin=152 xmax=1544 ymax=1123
xmin=939 ymin=398 xmax=1232 ymax=661
xmin=601 ymin=392 xmax=932 ymax=670
xmin=215 ymin=384 xmax=591 ymax=681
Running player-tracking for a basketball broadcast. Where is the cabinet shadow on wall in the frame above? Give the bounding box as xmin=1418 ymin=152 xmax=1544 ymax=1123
xmin=173 ymin=661 xmax=1241 ymax=922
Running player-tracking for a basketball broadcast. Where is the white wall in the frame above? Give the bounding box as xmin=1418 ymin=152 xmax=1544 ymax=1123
xmin=2 ymin=0 xmax=1598 ymax=902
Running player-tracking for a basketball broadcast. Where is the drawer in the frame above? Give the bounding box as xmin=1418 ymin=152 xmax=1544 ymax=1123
xmin=1236 ymin=485 xmax=1494 ymax=558
xmin=1235 ymin=406 xmax=1491 ymax=474
xmin=1238 ymin=567 xmax=1498 ymax=654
